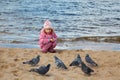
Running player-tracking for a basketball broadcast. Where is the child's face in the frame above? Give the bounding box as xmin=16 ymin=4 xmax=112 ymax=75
xmin=44 ymin=28 xmax=52 ymax=34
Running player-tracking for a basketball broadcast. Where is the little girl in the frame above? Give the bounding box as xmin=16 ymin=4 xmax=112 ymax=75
xmin=39 ymin=20 xmax=57 ymax=53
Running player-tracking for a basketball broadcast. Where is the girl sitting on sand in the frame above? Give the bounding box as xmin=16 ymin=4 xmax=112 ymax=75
xmin=39 ymin=20 xmax=57 ymax=53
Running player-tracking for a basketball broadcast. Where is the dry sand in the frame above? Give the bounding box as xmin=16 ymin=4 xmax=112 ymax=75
xmin=0 ymin=48 xmax=120 ymax=80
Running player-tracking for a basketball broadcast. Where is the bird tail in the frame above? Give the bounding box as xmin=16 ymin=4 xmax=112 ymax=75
xmin=63 ymin=65 xmax=68 ymax=69
xmin=95 ymin=62 xmax=98 ymax=66
xmin=29 ymin=68 xmax=38 ymax=72
xmin=92 ymin=62 xmax=98 ymax=66
xmin=94 ymin=63 xmax=98 ymax=66
xmin=91 ymin=68 xmax=94 ymax=72
xmin=23 ymin=61 xmax=29 ymax=64
xmin=69 ymin=63 xmax=73 ymax=66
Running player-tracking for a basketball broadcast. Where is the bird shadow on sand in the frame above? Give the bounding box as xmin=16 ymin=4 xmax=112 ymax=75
xmin=82 ymin=72 xmax=97 ymax=77
xmin=44 ymin=73 xmax=53 ymax=77
xmin=39 ymin=73 xmax=53 ymax=77
xmin=28 ymin=71 xmax=53 ymax=77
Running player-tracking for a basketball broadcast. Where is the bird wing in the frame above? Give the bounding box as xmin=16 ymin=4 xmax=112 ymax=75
xmin=29 ymin=58 xmax=36 ymax=64
xmin=82 ymin=63 xmax=94 ymax=75
xmin=56 ymin=59 xmax=67 ymax=69
xmin=37 ymin=66 xmax=47 ymax=74
xmin=86 ymin=56 xmax=98 ymax=66
xmin=70 ymin=58 xmax=79 ymax=66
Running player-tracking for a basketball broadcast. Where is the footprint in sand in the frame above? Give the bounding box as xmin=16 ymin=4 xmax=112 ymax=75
xmin=11 ymin=70 xmax=19 ymax=76
xmin=14 ymin=58 xmax=27 ymax=62
xmin=9 ymin=63 xmax=16 ymax=67
xmin=0 ymin=64 xmax=9 ymax=69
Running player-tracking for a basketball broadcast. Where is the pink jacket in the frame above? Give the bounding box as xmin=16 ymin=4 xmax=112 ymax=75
xmin=39 ymin=29 xmax=57 ymax=48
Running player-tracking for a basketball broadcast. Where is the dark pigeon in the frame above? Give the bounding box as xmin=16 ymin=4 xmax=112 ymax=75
xmin=29 ymin=64 xmax=51 ymax=75
xmin=23 ymin=55 xmax=40 ymax=66
xmin=69 ymin=54 xmax=82 ymax=66
xmin=54 ymin=56 xmax=67 ymax=69
xmin=81 ymin=61 xmax=94 ymax=75
xmin=85 ymin=54 xmax=98 ymax=66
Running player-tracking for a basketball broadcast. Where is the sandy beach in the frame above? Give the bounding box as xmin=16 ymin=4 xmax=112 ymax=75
xmin=0 ymin=48 xmax=120 ymax=80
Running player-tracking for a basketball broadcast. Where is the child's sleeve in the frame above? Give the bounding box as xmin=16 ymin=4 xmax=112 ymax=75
xmin=53 ymin=33 xmax=57 ymax=41
xmin=39 ymin=33 xmax=50 ymax=44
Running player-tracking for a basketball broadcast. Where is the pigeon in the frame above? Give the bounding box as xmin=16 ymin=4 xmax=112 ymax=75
xmin=69 ymin=54 xmax=82 ymax=66
xmin=29 ymin=64 xmax=51 ymax=75
xmin=81 ymin=61 xmax=94 ymax=75
xmin=54 ymin=56 xmax=67 ymax=69
xmin=23 ymin=55 xmax=40 ymax=66
xmin=85 ymin=54 xmax=98 ymax=66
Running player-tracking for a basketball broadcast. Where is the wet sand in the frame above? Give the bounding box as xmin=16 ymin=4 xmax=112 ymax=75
xmin=0 ymin=48 xmax=120 ymax=80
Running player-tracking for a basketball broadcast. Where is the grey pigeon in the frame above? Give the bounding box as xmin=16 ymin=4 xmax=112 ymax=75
xmin=85 ymin=54 xmax=98 ymax=66
xmin=29 ymin=64 xmax=51 ymax=75
xmin=23 ymin=55 xmax=40 ymax=66
xmin=54 ymin=56 xmax=67 ymax=69
xmin=69 ymin=54 xmax=82 ymax=66
xmin=81 ymin=61 xmax=94 ymax=75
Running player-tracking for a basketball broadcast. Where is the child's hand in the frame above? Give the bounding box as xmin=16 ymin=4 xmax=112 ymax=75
xmin=50 ymin=39 xmax=54 ymax=42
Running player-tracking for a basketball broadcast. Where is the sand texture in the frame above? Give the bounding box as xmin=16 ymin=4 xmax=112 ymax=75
xmin=0 ymin=48 xmax=120 ymax=80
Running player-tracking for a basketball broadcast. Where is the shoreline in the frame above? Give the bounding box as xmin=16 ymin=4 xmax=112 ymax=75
xmin=0 ymin=40 xmax=120 ymax=51
xmin=58 ymin=36 xmax=120 ymax=43
xmin=0 ymin=48 xmax=120 ymax=80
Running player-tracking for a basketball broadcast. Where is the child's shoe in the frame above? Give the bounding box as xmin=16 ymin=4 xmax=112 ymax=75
xmin=49 ymin=49 xmax=56 ymax=53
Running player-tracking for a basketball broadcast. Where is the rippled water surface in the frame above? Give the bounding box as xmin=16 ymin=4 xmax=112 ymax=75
xmin=0 ymin=0 xmax=120 ymax=49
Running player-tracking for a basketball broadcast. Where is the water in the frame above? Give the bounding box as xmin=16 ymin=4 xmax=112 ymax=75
xmin=0 ymin=0 xmax=120 ymax=50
